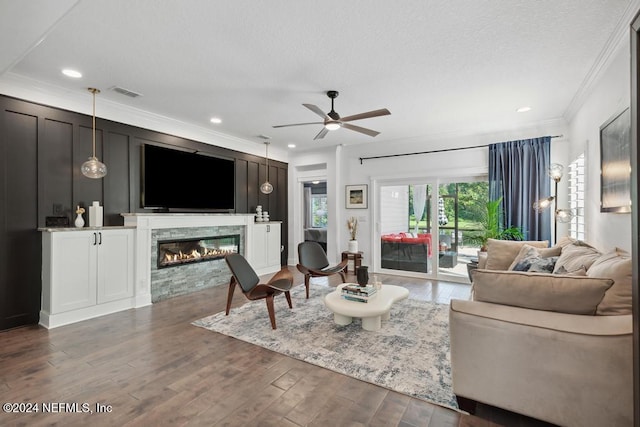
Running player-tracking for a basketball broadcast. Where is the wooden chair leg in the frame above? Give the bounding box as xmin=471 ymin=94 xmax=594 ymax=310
xmin=304 ymin=275 xmax=310 ymax=299
xmin=226 ymin=278 xmax=236 ymax=315
xmin=284 ymin=291 xmax=292 ymax=309
xmin=339 ymin=271 xmax=347 ymax=282
xmin=265 ymin=295 xmax=276 ymax=329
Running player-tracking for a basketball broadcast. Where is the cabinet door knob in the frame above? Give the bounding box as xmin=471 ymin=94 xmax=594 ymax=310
xmin=93 ymin=233 xmax=97 ymax=245
xmin=98 ymin=232 xmax=102 ymax=245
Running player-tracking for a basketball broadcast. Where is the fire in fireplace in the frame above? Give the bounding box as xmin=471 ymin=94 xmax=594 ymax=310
xmin=157 ymin=234 xmax=240 ymax=268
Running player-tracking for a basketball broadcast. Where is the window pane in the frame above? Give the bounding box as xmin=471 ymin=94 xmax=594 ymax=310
xmin=311 ymin=195 xmax=327 ymax=228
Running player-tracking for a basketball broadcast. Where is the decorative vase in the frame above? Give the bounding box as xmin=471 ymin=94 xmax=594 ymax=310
xmin=356 ymin=266 xmax=369 ymax=286
xmin=74 ymin=213 xmax=85 ymax=228
xmin=89 ymin=201 xmax=103 ymax=227
xmin=348 ymin=240 xmax=358 ymax=253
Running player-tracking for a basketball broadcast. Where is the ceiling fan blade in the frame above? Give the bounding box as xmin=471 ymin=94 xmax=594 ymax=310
xmin=339 ymin=108 xmax=391 ymax=123
xmin=272 ymin=121 xmax=324 ymax=128
xmin=341 ymin=123 xmax=380 ymax=137
xmin=313 ymin=127 xmax=329 ymax=140
xmin=303 ymin=103 xmax=330 ymax=119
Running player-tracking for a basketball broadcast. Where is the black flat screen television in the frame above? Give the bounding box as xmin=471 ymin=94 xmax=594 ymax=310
xmin=141 ymin=144 xmax=235 ymax=211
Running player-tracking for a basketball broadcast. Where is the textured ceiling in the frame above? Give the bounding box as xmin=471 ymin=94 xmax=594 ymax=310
xmin=0 ymin=0 xmax=636 ymax=153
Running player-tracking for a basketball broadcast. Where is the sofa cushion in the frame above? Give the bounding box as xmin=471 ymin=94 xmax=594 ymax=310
xmin=589 ymin=248 xmax=632 ymax=315
xmin=471 ymin=269 xmax=614 ymax=315
xmin=484 ymin=239 xmax=549 ymax=271
xmin=508 ymin=244 xmax=561 ymax=272
xmin=552 ymin=241 xmax=601 ymax=274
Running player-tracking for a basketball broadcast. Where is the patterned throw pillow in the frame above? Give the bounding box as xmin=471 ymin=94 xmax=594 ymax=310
xmin=509 ymin=244 xmax=558 ymax=273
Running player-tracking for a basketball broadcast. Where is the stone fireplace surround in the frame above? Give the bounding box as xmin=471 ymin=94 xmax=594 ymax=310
xmin=122 ymin=213 xmax=257 ymax=306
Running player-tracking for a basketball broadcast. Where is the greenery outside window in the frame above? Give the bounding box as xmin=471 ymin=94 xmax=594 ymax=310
xmin=311 ymin=194 xmax=327 ymax=228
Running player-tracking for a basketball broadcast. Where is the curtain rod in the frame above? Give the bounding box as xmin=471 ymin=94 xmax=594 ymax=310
xmin=358 ymin=134 xmax=563 ymax=164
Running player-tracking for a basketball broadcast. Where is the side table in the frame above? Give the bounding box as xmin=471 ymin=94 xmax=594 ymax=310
xmin=341 ymin=251 xmax=363 ymax=274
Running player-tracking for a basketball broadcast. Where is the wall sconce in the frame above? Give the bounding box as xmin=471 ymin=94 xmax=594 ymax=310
xmin=533 ymin=163 xmax=574 ymax=243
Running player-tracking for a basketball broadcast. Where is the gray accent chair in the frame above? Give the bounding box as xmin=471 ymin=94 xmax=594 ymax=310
xmin=225 ymin=253 xmax=293 ymax=329
xmin=297 ymin=241 xmax=348 ymax=299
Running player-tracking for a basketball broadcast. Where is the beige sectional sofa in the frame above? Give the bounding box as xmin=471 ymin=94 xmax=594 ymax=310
xmin=449 ymin=238 xmax=633 ymax=427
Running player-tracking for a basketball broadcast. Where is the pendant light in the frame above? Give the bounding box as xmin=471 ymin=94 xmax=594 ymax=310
xmin=81 ymin=88 xmax=107 ymax=179
xmin=260 ymin=141 xmax=273 ymax=194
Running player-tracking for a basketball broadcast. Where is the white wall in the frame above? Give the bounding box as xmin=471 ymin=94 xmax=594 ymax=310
xmin=567 ymin=40 xmax=632 ymax=252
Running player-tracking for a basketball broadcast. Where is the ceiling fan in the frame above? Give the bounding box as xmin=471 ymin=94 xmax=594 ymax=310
xmin=273 ymin=90 xmax=391 ymax=140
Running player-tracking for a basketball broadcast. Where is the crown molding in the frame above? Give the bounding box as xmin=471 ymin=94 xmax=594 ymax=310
xmin=0 ymin=73 xmax=289 ymax=162
xmin=564 ymin=0 xmax=640 ymax=122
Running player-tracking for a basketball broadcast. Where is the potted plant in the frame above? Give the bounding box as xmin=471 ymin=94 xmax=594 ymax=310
xmin=347 ymin=216 xmax=358 ymax=253
xmin=479 ymin=197 xmax=524 ymax=251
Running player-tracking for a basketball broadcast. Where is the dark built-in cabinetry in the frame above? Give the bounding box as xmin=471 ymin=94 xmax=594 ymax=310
xmin=0 ymin=95 xmax=288 ymax=331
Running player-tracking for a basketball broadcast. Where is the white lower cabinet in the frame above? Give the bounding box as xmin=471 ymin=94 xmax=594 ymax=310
xmin=250 ymin=222 xmax=281 ymax=276
xmin=40 ymin=228 xmax=134 ymax=328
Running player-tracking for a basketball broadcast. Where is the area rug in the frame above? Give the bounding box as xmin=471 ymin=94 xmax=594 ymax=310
xmin=192 ymin=284 xmax=457 ymax=410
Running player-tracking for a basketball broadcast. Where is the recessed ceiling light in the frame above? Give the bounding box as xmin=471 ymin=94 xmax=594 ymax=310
xmin=516 ymin=106 xmax=531 ymax=113
xmin=288 ymin=144 xmax=296 ymax=148
xmin=62 ymin=69 xmax=82 ymax=78
xmin=210 ymin=117 xmax=222 ymax=124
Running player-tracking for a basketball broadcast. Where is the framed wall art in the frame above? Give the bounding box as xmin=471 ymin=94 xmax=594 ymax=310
xmin=600 ymin=107 xmax=631 ymax=213
xmin=346 ymin=184 xmax=368 ymax=209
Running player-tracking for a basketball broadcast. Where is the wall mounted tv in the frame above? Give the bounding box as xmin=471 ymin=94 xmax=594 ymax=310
xmin=141 ymin=144 xmax=235 ymax=211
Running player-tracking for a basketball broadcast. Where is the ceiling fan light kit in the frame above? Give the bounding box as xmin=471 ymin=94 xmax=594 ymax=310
xmin=273 ymin=90 xmax=390 ymax=140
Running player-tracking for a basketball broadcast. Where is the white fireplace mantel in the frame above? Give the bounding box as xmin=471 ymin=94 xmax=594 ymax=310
xmin=122 ymin=213 xmax=256 ymax=306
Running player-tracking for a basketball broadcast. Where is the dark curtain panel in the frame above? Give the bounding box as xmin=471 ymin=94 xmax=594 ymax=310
xmin=488 ymin=137 xmax=551 ymax=241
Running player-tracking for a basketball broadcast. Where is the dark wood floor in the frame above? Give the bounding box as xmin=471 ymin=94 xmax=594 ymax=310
xmin=0 ymin=268 xmax=556 ymax=427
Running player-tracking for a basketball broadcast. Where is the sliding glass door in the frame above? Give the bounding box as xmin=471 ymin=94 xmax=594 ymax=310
xmin=377 ymin=177 xmax=487 ymax=282
xmin=437 ymin=181 xmax=488 ymax=280
xmin=379 ymin=183 xmax=435 ymax=275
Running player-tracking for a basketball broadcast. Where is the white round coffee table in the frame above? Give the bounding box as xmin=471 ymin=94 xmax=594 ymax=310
xmin=323 ymin=283 xmax=409 ymax=331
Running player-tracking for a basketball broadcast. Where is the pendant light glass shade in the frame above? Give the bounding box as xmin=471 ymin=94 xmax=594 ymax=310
xmin=81 ymin=88 xmax=107 ymax=179
xmin=555 ymin=208 xmax=574 ymax=223
xmin=260 ymin=141 xmax=273 ymax=194
xmin=532 ymin=196 xmax=554 ymax=211
xmin=548 ymin=163 xmax=563 ymax=182
xmin=81 ymin=157 xmax=107 ymax=178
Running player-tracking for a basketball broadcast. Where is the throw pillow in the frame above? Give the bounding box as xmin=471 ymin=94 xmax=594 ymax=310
xmin=508 ymin=244 xmax=561 ymax=272
xmin=552 ymin=241 xmax=601 ymax=274
xmin=554 ymin=265 xmax=588 ymax=276
xmin=484 ymin=239 xmax=549 ymax=271
xmin=589 ymin=248 xmax=632 ymax=315
xmin=555 ymin=235 xmax=577 ymax=248
xmin=471 ymin=269 xmax=613 ymax=315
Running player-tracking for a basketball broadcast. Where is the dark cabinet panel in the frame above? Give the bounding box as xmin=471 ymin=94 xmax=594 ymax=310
xmin=39 ymin=118 xmax=73 ymax=226
xmin=0 ymin=110 xmax=40 ymax=329
xmin=103 ymin=131 xmax=130 ymax=225
xmin=73 ymin=125 xmax=104 ymax=216
xmin=235 ymin=159 xmax=248 ymax=213
xmin=247 ymin=160 xmax=259 ymax=212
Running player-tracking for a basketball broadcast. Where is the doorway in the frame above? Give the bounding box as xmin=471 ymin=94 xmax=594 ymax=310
xmin=302 ymin=181 xmax=327 ymax=252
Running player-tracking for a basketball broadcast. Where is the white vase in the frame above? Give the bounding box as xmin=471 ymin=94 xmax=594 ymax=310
xmin=89 ymin=201 xmax=103 ymax=227
xmin=348 ymin=240 xmax=358 ymax=253
xmin=74 ymin=213 xmax=85 ymax=228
